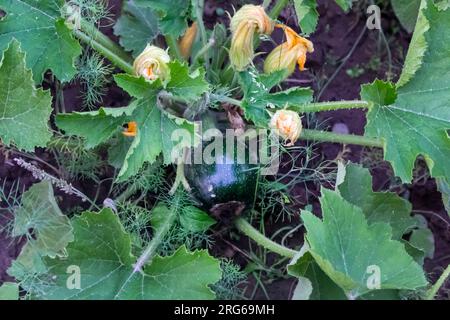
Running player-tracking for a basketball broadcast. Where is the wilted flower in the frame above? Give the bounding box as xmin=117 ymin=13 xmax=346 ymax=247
xmin=123 ymin=121 xmax=137 ymax=137
xmin=270 ymin=110 xmax=302 ymax=146
xmin=229 ymin=5 xmax=274 ymax=71
xmin=133 ymin=45 xmax=170 ymax=81
xmin=264 ymin=24 xmax=314 ymax=76
xmin=179 ymin=22 xmax=198 ymax=59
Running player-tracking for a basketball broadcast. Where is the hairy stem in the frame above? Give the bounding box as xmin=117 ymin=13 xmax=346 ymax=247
xmin=73 ymin=29 xmax=134 ymax=75
xmin=234 ymin=217 xmax=297 ymax=258
xmin=426 ymin=265 xmax=450 ymax=300
xmin=165 ymin=35 xmax=183 ymax=61
xmin=79 ymin=20 xmax=133 ymax=64
xmin=291 ymin=100 xmax=370 ymax=113
xmin=133 ymin=197 xmax=181 ymax=272
xmin=269 ymin=0 xmax=290 ymax=19
xmin=300 ymin=129 xmax=383 ymax=148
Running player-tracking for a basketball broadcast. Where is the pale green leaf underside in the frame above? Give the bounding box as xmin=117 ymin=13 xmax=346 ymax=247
xmin=363 ymin=2 xmax=450 ymax=183
xmin=302 ymin=188 xmax=427 ymax=298
xmin=0 ymin=0 xmax=82 ymax=83
xmin=13 ymin=181 xmax=73 ymax=258
xmin=0 ymin=40 xmax=52 ymax=151
xmin=42 ymin=209 xmax=221 ymax=300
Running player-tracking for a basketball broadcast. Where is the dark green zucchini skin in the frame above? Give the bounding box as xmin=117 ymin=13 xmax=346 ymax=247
xmin=184 ymin=152 xmax=259 ymax=208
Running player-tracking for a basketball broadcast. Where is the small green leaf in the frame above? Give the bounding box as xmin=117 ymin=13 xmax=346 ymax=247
xmin=40 ymin=209 xmax=221 ymax=299
xmin=180 ymin=206 xmax=216 ymax=233
xmin=0 ymin=282 xmax=19 ymax=300
xmin=166 ymin=61 xmax=209 ymax=102
xmin=302 ymin=188 xmax=427 ymax=298
xmin=239 ymin=70 xmax=313 ymax=127
xmin=293 ymin=0 xmax=319 ymax=35
xmin=338 ymin=163 xmax=417 ymax=239
xmin=0 ymin=40 xmax=53 ymax=151
xmin=114 ymin=0 xmax=159 ymax=57
xmin=0 ymin=0 xmax=82 ymax=83
xmin=135 ymin=0 xmax=189 ymax=37
xmin=334 ymin=0 xmax=352 ymax=11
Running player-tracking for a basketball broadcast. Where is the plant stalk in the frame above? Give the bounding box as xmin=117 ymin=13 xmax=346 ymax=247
xmin=269 ymin=0 xmax=290 ymax=19
xmin=79 ymin=20 xmax=133 ymax=64
xmin=300 ymin=129 xmax=383 ymax=148
xmin=73 ymin=29 xmax=134 ymax=75
xmin=426 ymin=265 xmax=450 ymax=300
xmin=165 ymin=35 xmax=183 ymax=61
xmin=291 ymin=100 xmax=370 ymax=113
xmin=133 ymin=199 xmax=180 ymax=272
xmin=234 ymin=217 xmax=297 ymax=258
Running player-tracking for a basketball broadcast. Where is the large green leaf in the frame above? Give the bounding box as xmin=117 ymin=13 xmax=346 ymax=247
xmin=338 ymin=163 xmax=417 ymax=239
xmin=391 ymin=0 xmax=421 ymax=32
xmin=0 ymin=0 xmax=82 ymax=83
xmin=301 ymin=188 xmax=427 ymax=298
xmin=0 ymin=40 xmax=52 ymax=151
xmin=114 ymin=0 xmax=159 ymax=57
xmin=41 ymin=209 xmax=221 ymax=300
xmin=135 ymin=0 xmax=189 ymax=37
xmin=397 ymin=0 xmax=429 ymax=87
xmin=238 ymin=70 xmax=313 ymax=127
xmin=56 ymin=105 xmax=136 ymax=149
xmin=364 ymin=2 xmax=450 ymax=182
xmin=57 ymin=65 xmax=203 ymax=180
xmin=362 ymin=79 xmax=450 ymax=182
xmin=0 ymin=282 xmax=19 ymax=300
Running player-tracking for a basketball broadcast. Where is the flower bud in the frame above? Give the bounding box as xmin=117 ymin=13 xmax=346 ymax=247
xmin=179 ymin=22 xmax=198 ymax=59
xmin=133 ymin=45 xmax=170 ymax=81
xmin=229 ymin=5 xmax=274 ymax=71
xmin=123 ymin=121 xmax=137 ymax=137
xmin=264 ymin=25 xmax=314 ymax=76
xmin=270 ymin=110 xmax=302 ymax=146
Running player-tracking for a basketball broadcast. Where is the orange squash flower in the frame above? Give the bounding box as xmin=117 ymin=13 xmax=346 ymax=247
xmin=264 ymin=24 xmax=314 ymax=75
xmin=123 ymin=121 xmax=137 ymax=137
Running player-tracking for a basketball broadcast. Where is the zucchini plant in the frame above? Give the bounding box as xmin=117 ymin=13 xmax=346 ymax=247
xmin=0 ymin=0 xmax=448 ymax=300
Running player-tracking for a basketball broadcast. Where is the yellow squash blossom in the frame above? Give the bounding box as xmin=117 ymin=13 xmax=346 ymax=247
xmin=229 ymin=5 xmax=274 ymax=71
xmin=133 ymin=45 xmax=170 ymax=81
xmin=179 ymin=22 xmax=198 ymax=59
xmin=123 ymin=121 xmax=137 ymax=137
xmin=264 ymin=24 xmax=314 ymax=75
xmin=270 ymin=110 xmax=302 ymax=146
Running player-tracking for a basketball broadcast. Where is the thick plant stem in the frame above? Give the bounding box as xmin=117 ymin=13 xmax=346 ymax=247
xmin=426 ymin=265 xmax=450 ymax=300
xmin=79 ymin=20 xmax=133 ymax=64
xmin=165 ymin=35 xmax=183 ymax=61
xmin=301 ymin=129 xmax=384 ymax=148
xmin=133 ymin=198 xmax=180 ymax=272
xmin=292 ymin=100 xmax=370 ymax=113
xmin=234 ymin=217 xmax=297 ymax=258
xmin=269 ymin=0 xmax=290 ymax=19
xmin=74 ymin=29 xmax=134 ymax=74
